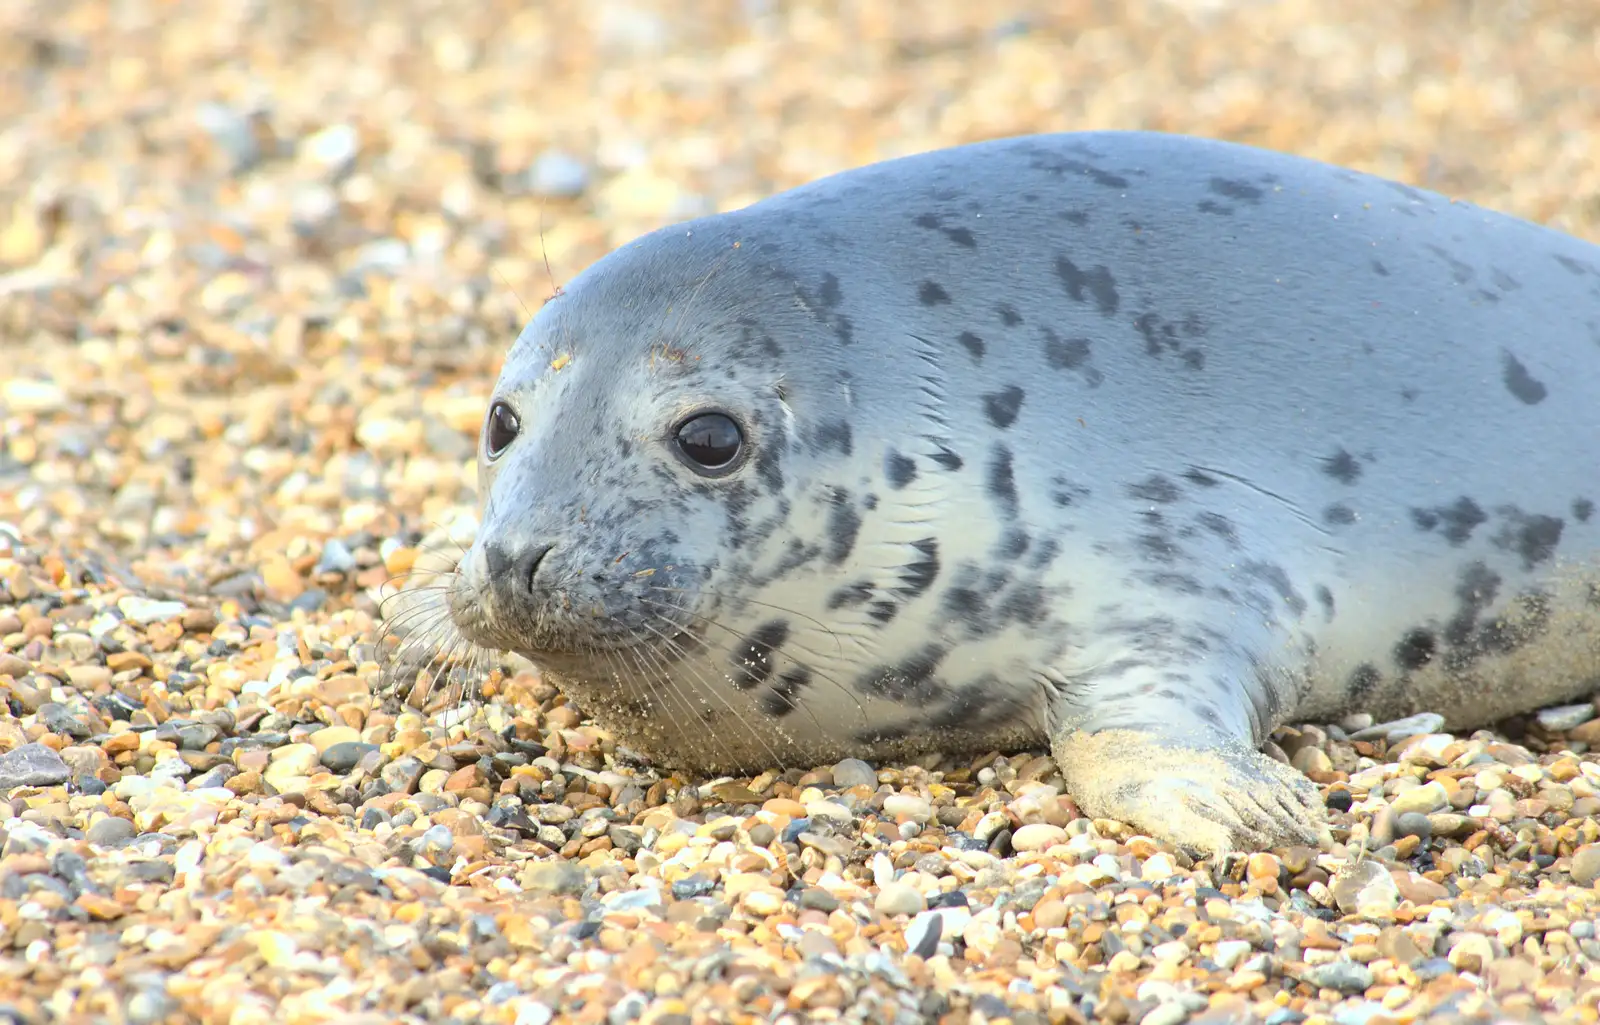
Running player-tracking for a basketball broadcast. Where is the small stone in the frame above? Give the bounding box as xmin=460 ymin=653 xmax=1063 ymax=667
xmin=1389 ymin=780 xmax=1447 ymax=815
xmin=1447 ymin=932 xmax=1494 ymax=973
xmin=523 ymin=150 xmax=591 ymax=198
xmin=1140 ymin=1002 xmax=1190 ymax=1025
xmin=64 ymin=665 xmax=111 ymax=688
xmin=1329 ymin=860 xmax=1400 ymax=915
xmin=0 ymin=743 xmax=70 ymax=789
xmin=301 ymin=123 xmax=360 ymax=176
xmin=740 ymin=887 xmax=784 ymax=916
xmin=0 ymin=653 xmax=30 ymax=679
xmin=904 ymin=909 xmax=943 ymax=956
xmin=1301 ymin=960 xmax=1373 ymax=995
xmin=1570 ymin=843 xmax=1600 ymax=887
xmin=875 ymin=882 xmax=925 ymax=917
xmin=831 ymin=758 xmax=876 ymax=789
xmin=1394 ymin=812 xmax=1432 ymax=840
xmin=86 ymin=816 xmax=137 ymax=847
xmin=268 ymin=743 xmax=320 ymax=776
xmin=1212 ymin=939 xmax=1252 ymax=970
xmin=882 ymin=793 xmax=932 ymax=824
xmin=1032 ymin=898 xmax=1067 ymax=930
xmin=320 ymin=741 xmax=378 ymax=774
xmin=1011 ymin=822 xmax=1068 ymax=852
xmin=117 ymin=597 xmax=187 ymax=625
xmin=1291 ymin=746 xmax=1333 ymax=774
xmin=308 ymin=725 xmax=361 ymax=755
xmin=1536 ymin=702 xmax=1597 ymax=732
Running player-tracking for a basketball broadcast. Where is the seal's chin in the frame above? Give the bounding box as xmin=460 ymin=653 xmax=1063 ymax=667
xmin=444 ymin=566 xmax=708 ymax=665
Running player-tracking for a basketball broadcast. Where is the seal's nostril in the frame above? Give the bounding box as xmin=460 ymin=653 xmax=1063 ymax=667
xmin=484 ymin=544 xmax=554 ymax=603
xmin=516 ymin=545 xmax=553 ymax=596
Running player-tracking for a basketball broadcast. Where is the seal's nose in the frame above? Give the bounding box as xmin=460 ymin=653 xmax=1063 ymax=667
xmin=484 ymin=543 xmax=553 ymax=607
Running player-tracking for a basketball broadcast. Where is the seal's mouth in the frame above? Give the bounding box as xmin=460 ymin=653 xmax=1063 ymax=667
xmin=444 ymin=558 xmax=710 ymax=666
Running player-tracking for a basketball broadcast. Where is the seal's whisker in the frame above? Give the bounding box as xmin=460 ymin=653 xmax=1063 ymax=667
xmin=633 ymin=616 xmax=789 ymax=773
xmin=638 ymin=604 xmax=841 ymax=747
xmin=620 ymin=637 xmax=752 ymax=773
xmin=637 ymin=597 xmax=872 ymax=729
xmin=644 ymin=585 xmax=846 ymax=658
xmin=602 ymin=643 xmax=713 ymax=769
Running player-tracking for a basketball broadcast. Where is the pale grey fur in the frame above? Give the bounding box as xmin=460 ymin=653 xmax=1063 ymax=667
xmin=441 ymin=131 xmax=1600 ymax=855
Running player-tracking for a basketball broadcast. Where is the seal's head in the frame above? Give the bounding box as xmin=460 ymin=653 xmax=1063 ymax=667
xmin=445 ymin=223 xmax=881 ymax=767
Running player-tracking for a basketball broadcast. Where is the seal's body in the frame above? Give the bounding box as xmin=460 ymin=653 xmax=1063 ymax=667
xmin=445 ymin=131 xmax=1600 ymax=854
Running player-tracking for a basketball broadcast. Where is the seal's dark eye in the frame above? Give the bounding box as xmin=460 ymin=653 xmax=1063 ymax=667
xmin=484 ymin=401 xmax=520 ymax=459
xmin=674 ymin=412 xmax=743 ymax=474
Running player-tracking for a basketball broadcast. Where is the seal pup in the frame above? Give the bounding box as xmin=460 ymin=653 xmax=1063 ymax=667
xmin=433 ymin=130 xmax=1600 ymax=856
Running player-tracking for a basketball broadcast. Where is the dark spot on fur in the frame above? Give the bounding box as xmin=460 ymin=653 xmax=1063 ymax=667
xmin=987 ymin=445 xmax=1018 ymax=519
xmin=1323 ymin=503 xmax=1356 ymax=526
xmin=1320 ymin=448 xmax=1362 ymax=485
xmin=898 ymin=538 xmax=940 ymax=598
xmin=732 ymin=619 xmax=790 ymax=689
xmin=982 ymin=385 xmax=1025 ymax=429
xmin=1575 ymin=498 xmax=1595 ymax=523
xmin=1193 ymin=511 xmax=1237 ymax=546
xmin=1054 ymin=256 xmax=1119 ymax=316
xmin=1041 ymin=329 xmax=1104 ymax=387
xmin=867 ymin=601 xmax=898 ymax=624
xmin=1316 ymin=585 xmax=1335 ymax=620
xmin=918 ymin=281 xmax=951 ymax=306
xmin=1209 ymin=178 xmax=1264 ymax=203
xmin=859 ymin=645 xmax=948 ymax=702
xmin=1500 ymin=350 xmax=1548 ymax=404
xmin=1244 ymin=561 xmax=1308 ymax=618
xmin=825 ymin=491 xmax=862 ymax=565
xmin=1042 ymin=332 xmax=1089 ymax=368
xmin=997 ymin=582 xmax=1049 ymax=626
xmin=1146 ymin=572 xmax=1203 ymax=595
xmin=996 ymin=304 xmax=1023 ymax=327
xmin=1182 ymin=468 xmax=1220 ymax=488
xmin=1136 ymin=531 xmax=1180 ymax=564
xmin=913 ymin=212 xmax=977 ymax=248
xmin=1050 ymin=476 xmax=1090 ymax=508
xmin=1394 ymin=628 xmax=1437 ymax=670
xmin=827 ymin=580 xmax=874 ymax=609
xmin=1490 ymin=507 xmax=1564 ymax=570
xmin=761 ymin=667 xmax=811 ymax=717
xmin=942 ymin=587 xmax=984 ymax=619
xmin=1347 ymin=663 xmax=1381 ymax=702
xmin=1371 ymin=260 xmax=1389 ymax=277
xmin=998 ymin=529 xmax=1029 ymax=559
xmin=1409 ymin=496 xmax=1487 ymax=546
xmin=814 ymin=419 xmax=852 ymax=456
xmin=958 ymin=331 xmax=985 ymax=360
xmin=929 ymin=447 xmax=963 ymax=471
xmin=885 ymin=452 xmax=917 ymax=489
xmin=1196 ymin=200 xmax=1232 ymax=216
xmin=1127 ymin=475 xmax=1180 ymax=504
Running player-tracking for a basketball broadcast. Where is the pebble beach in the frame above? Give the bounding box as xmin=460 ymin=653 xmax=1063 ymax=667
xmin=3 ymin=1 xmax=1600 ymax=1023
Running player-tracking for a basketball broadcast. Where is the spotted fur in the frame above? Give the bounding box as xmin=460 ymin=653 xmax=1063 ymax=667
xmin=444 ymin=131 xmax=1600 ymax=853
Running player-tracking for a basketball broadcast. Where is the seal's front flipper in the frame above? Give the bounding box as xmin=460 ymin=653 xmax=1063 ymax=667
xmin=1051 ymin=727 xmax=1332 ymax=858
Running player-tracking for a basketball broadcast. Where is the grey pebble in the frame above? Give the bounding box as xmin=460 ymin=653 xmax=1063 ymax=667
xmin=1395 ymin=812 xmax=1432 ymax=840
xmin=0 ymin=743 xmax=71 ymax=790
xmin=1300 ymin=960 xmax=1374 ymax=994
xmin=831 ymin=758 xmax=877 ymax=789
xmin=313 ymin=538 xmax=357 ymax=576
xmin=38 ymin=703 xmax=92 ymax=740
xmin=1535 ymin=702 xmax=1597 ymax=732
xmin=320 ymin=741 xmax=379 ymax=774
xmin=1348 ymin=713 xmax=1445 ymax=744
